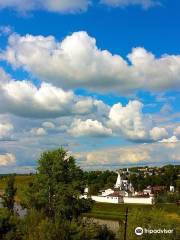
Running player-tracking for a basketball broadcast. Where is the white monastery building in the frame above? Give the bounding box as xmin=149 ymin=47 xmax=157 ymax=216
xmin=82 ymin=170 xmax=155 ymax=205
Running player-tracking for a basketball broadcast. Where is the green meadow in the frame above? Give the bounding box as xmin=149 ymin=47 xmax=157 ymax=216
xmin=84 ymin=202 xmax=180 ymax=221
xmin=84 ymin=202 xmax=180 ymax=239
xmin=0 ymin=175 xmax=33 ymax=201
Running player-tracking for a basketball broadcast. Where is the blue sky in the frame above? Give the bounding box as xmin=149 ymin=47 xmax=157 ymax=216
xmin=0 ymin=0 xmax=179 ymax=173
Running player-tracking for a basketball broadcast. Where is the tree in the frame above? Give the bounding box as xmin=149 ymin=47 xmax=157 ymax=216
xmin=23 ymin=148 xmax=93 ymax=220
xmin=0 ymin=208 xmax=22 ymax=240
xmin=21 ymin=210 xmax=116 ymax=240
xmin=2 ymin=175 xmax=17 ymax=213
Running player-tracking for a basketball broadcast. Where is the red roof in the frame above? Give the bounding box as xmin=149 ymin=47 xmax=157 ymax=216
xmin=107 ymin=192 xmax=124 ymax=197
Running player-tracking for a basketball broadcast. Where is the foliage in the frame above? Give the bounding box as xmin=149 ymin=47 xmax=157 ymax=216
xmin=0 ymin=208 xmax=22 ymax=240
xmin=84 ymin=202 xmax=180 ymax=240
xmin=2 ymin=175 xmax=16 ymax=212
xmin=129 ymin=165 xmax=180 ymax=192
xmin=22 ymin=148 xmax=93 ymax=220
xmin=0 ymin=175 xmax=33 ymax=202
xmin=117 ymin=208 xmax=180 ymax=240
xmin=156 ymin=192 xmax=180 ymax=203
xmin=20 ymin=209 xmax=116 ymax=240
xmin=84 ymin=171 xmax=117 ymax=195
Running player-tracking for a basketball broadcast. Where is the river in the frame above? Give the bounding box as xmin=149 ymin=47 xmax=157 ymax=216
xmin=1 ymin=198 xmax=120 ymax=232
xmin=0 ymin=197 xmax=27 ymax=217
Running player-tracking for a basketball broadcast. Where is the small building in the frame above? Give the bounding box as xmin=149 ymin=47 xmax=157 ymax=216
xmin=143 ymin=186 xmax=152 ymax=195
xmin=151 ymin=186 xmax=167 ymax=193
xmin=170 ymin=186 xmax=175 ymax=192
xmin=101 ymin=188 xmax=114 ymax=196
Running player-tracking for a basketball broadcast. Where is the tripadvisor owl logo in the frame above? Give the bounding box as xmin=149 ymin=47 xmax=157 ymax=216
xmin=135 ymin=227 xmax=143 ymax=236
xmin=135 ymin=227 xmax=174 ymax=236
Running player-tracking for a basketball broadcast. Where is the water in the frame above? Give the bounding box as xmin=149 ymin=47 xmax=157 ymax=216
xmin=1 ymin=198 xmax=120 ymax=232
xmin=0 ymin=197 xmax=27 ymax=217
xmin=92 ymin=218 xmax=120 ymax=232
xmin=85 ymin=217 xmax=120 ymax=233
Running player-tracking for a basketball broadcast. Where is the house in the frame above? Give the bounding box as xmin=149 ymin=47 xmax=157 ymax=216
xmin=151 ymin=186 xmax=167 ymax=193
xmin=169 ymin=186 xmax=175 ymax=192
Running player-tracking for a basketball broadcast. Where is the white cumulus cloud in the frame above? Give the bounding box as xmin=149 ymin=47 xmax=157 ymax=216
xmin=1 ymin=32 xmax=180 ymax=94
xmin=0 ymin=71 xmax=107 ymax=118
xmin=108 ymin=100 xmax=148 ymax=140
xmin=30 ymin=127 xmax=47 ymax=136
xmin=68 ymin=118 xmax=112 ymax=137
xmin=76 ymin=141 xmax=180 ymax=168
xmin=159 ymin=136 xmax=179 ymax=143
xmin=150 ymin=127 xmax=168 ymax=141
xmin=0 ymin=153 xmax=16 ymax=166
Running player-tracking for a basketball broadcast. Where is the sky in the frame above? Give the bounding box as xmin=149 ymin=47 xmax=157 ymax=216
xmin=0 ymin=0 xmax=179 ymax=173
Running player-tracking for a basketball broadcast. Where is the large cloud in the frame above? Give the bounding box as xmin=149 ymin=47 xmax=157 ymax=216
xmin=0 ymin=68 xmax=173 ymax=142
xmin=108 ymin=100 xmax=172 ymax=142
xmin=68 ymin=118 xmax=112 ymax=137
xmin=101 ymin=0 xmax=160 ymax=9
xmin=0 ymin=69 xmax=107 ymax=118
xmin=109 ymin=101 xmax=147 ymax=140
xmin=159 ymin=136 xmax=179 ymax=143
xmin=76 ymin=141 xmax=180 ymax=168
xmin=0 ymin=0 xmax=90 ymax=13
xmin=150 ymin=127 xmax=168 ymax=141
xmin=1 ymin=32 xmax=180 ymax=94
xmin=0 ymin=153 xmax=16 ymax=166
xmin=109 ymin=100 xmax=151 ymax=141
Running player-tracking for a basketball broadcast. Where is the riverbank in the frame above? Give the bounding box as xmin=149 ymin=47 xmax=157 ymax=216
xmin=84 ymin=202 xmax=180 ymax=239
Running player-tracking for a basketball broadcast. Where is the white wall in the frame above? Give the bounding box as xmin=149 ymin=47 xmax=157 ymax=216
xmin=91 ymin=196 xmax=122 ymax=204
xmin=123 ymin=196 xmax=154 ymax=205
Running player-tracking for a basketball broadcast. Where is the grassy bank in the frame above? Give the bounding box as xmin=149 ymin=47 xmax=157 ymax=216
xmin=84 ymin=202 xmax=180 ymax=239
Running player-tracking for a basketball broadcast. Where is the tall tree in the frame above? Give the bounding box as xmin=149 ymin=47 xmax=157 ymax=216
xmin=2 ymin=175 xmax=16 ymax=212
xmin=23 ymin=148 xmax=93 ymax=220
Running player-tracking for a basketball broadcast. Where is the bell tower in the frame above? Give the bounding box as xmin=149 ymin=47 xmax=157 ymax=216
xmin=115 ymin=171 xmax=122 ymax=189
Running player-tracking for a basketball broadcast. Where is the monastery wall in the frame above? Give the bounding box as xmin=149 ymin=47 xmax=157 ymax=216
xmin=123 ymin=196 xmax=154 ymax=205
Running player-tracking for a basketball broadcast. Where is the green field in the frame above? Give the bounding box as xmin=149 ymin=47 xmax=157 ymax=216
xmin=84 ymin=202 xmax=180 ymax=220
xmin=84 ymin=202 xmax=180 ymax=239
xmin=0 ymin=175 xmax=33 ymax=201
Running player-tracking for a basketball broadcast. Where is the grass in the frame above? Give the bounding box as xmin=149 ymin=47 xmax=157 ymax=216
xmin=84 ymin=202 xmax=180 ymax=221
xmin=84 ymin=202 xmax=180 ymax=239
xmin=0 ymin=175 xmax=34 ymax=201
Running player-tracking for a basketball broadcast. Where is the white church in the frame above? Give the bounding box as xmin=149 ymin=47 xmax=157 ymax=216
xmin=82 ymin=170 xmax=154 ymax=205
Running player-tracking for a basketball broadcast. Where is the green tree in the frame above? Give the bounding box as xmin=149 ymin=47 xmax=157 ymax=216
xmin=0 ymin=208 xmax=22 ymax=240
xmin=2 ymin=175 xmax=16 ymax=212
xmin=23 ymin=148 xmax=93 ymax=220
